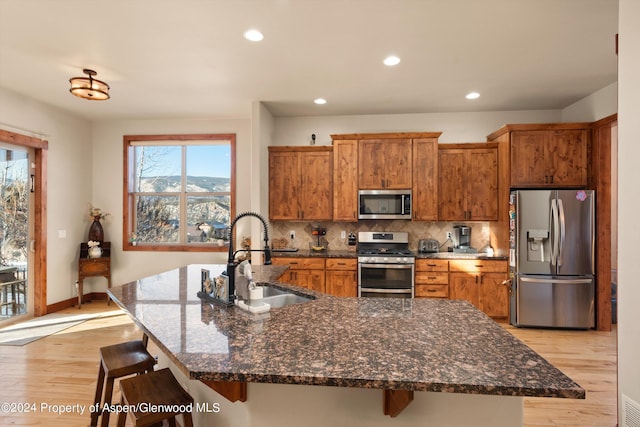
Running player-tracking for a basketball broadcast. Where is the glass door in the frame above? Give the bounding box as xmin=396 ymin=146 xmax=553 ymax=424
xmin=0 ymin=144 xmax=32 ymax=321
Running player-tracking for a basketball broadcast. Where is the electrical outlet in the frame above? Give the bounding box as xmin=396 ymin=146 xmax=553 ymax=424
xmin=290 ymin=230 xmax=295 ymax=240
xmin=341 ymin=230 xmax=346 ymax=239
xmin=446 ymin=232 xmax=452 ymax=239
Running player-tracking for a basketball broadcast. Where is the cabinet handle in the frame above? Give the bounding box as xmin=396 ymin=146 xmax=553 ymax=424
xmin=427 ymin=263 xmax=437 ymax=267
xmin=290 ymin=262 xmax=299 ymax=265
xmin=337 ymin=262 xmax=346 ymax=266
xmin=427 ymin=289 xmax=437 ymax=293
xmin=475 ymin=275 xmax=479 ymax=284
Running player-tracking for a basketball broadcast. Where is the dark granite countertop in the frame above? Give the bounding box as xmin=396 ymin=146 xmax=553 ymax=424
xmin=107 ymin=264 xmax=583 ymax=399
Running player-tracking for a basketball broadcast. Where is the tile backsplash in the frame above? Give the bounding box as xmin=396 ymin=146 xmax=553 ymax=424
xmin=270 ymin=220 xmax=492 ymax=253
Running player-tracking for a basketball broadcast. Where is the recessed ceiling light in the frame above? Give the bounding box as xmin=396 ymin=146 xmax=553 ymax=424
xmin=383 ymin=56 xmax=401 ymax=66
xmin=466 ymin=92 xmax=480 ymax=100
xmin=314 ymin=98 xmax=327 ymax=105
xmin=243 ymin=29 xmax=264 ymax=42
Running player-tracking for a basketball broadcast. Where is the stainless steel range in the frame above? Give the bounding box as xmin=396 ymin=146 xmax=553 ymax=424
xmin=357 ymin=231 xmax=415 ymax=298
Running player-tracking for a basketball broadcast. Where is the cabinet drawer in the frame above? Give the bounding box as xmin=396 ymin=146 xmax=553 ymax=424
xmin=79 ymin=259 xmax=110 ymax=275
xmin=449 ymin=260 xmax=507 ymax=273
xmin=326 ymin=258 xmax=357 ymax=270
xmin=272 ymin=257 xmax=326 ymax=270
xmin=415 ymin=259 xmax=449 ymax=272
xmin=415 ymin=271 xmax=448 ymax=285
xmin=415 ymin=284 xmax=449 ymax=298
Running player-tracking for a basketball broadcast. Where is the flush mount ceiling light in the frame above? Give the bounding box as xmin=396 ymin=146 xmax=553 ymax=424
xmin=244 ymin=29 xmax=264 ymax=41
xmin=383 ymin=55 xmax=401 ymax=66
xmin=314 ymin=98 xmax=327 ymax=105
xmin=69 ymin=69 xmax=110 ymax=100
xmin=465 ymin=91 xmax=480 ymax=100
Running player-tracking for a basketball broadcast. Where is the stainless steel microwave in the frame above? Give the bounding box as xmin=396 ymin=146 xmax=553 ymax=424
xmin=358 ymin=189 xmax=412 ymax=220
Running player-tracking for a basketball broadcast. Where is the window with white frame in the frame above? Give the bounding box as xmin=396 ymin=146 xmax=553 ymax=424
xmin=123 ymin=134 xmax=235 ymax=251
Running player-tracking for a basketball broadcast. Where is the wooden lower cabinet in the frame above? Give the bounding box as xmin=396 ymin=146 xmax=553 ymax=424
xmin=271 ymin=257 xmax=326 ymax=293
xmin=415 ymin=259 xmax=449 ymax=298
xmin=449 ymin=260 xmax=509 ymax=320
xmin=325 ymin=258 xmax=357 ymax=297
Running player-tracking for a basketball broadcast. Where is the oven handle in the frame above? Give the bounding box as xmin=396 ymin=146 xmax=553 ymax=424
xmin=359 ymin=263 xmax=414 ymax=269
xmin=360 ymin=288 xmax=412 ymax=294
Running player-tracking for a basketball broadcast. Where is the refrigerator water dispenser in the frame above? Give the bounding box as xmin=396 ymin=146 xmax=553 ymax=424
xmin=527 ymin=229 xmax=549 ymax=262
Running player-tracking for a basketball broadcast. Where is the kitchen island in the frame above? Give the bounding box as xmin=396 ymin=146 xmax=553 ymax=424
xmin=107 ymin=264 xmax=583 ymax=427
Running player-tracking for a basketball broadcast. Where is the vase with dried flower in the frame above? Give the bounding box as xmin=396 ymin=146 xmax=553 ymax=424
xmin=88 ymin=206 xmax=110 ymax=242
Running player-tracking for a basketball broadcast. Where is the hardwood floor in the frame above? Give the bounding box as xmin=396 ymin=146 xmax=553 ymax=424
xmin=0 ymin=302 xmax=618 ymax=426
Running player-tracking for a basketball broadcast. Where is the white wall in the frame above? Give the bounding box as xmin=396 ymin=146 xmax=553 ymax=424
xmin=90 ymin=118 xmax=252 ymax=289
xmin=0 ymin=87 xmax=93 ymax=305
xmin=562 ymin=82 xmax=618 ymax=122
xmin=617 ymin=0 xmax=640 ymax=420
xmin=272 ymin=109 xmax=563 ymax=147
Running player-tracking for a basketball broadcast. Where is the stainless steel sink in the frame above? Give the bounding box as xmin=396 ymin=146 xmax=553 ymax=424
xmin=252 ymin=285 xmax=314 ymax=308
xmin=257 ymin=285 xmax=289 ymax=297
xmin=261 ymin=293 xmax=313 ymax=308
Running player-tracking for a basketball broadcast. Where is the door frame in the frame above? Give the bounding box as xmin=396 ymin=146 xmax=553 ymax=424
xmin=0 ymin=129 xmax=47 ymax=316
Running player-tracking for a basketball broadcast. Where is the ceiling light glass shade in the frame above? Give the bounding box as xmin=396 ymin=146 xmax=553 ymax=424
xmin=383 ymin=55 xmax=401 ymax=66
xmin=244 ymin=29 xmax=264 ymax=41
xmin=465 ymin=91 xmax=480 ymax=100
xmin=314 ymin=98 xmax=327 ymax=105
xmin=69 ymin=69 xmax=110 ymax=100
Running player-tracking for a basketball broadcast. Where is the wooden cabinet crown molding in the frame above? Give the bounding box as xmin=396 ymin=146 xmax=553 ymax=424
xmin=331 ymin=132 xmax=442 ymax=141
xmin=268 ymin=146 xmax=333 ymax=152
xmin=437 ymin=142 xmax=498 ymax=150
xmin=486 ymin=122 xmax=592 ymax=141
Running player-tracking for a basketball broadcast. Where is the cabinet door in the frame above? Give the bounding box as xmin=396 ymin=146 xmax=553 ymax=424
xmin=546 ymin=130 xmax=588 ymax=187
xmin=295 ymin=270 xmax=326 ymax=293
xmin=449 ymin=272 xmax=480 ymax=307
xmin=438 ymin=149 xmax=466 ymax=220
xmin=333 ymin=140 xmax=358 ymax=221
xmin=467 ymin=148 xmax=498 ymax=220
xmin=412 ymin=138 xmax=438 ymax=220
xmin=358 ymin=139 xmax=412 ymax=189
xmin=299 ymin=151 xmax=332 ymax=220
xmin=269 ymin=151 xmax=300 ymax=220
xmin=510 ymin=131 xmax=546 ymax=186
xmin=325 ymin=270 xmax=357 ymax=297
xmin=479 ymin=273 xmax=509 ymax=319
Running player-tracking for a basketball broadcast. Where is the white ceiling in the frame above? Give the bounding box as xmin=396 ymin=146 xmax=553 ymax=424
xmin=0 ymin=0 xmax=618 ymax=121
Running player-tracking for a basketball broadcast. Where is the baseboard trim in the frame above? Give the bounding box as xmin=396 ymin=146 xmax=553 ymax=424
xmin=46 ymin=292 xmax=109 ymax=314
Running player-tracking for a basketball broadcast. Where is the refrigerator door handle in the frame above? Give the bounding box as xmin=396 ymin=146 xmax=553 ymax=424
xmin=520 ymin=277 xmax=593 ymax=284
xmin=557 ymin=198 xmax=566 ymax=267
xmin=550 ymin=198 xmax=559 ymax=266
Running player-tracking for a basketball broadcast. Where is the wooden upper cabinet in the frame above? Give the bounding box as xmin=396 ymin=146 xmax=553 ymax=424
xmin=412 ymin=138 xmax=438 ymax=221
xmin=508 ymin=128 xmax=589 ymax=188
xmin=332 ymin=140 xmax=358 ymax=222
xmin=268 ymin=147 xmax=333 ymax=221
xmin=358 ymin=139 xmax=412 ymax=189
xmin=438 ymin=144 xmax=498 ymax=221
xmin=268 ymin=150 xmax=299 ymax=220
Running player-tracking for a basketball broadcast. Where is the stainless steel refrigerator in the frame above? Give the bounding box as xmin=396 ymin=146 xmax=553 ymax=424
xmin=509 ymin=189 xmax=595 ymax=329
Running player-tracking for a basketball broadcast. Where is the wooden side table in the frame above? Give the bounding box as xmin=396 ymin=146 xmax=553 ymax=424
xmin=78 ymin=242 xmax=111 ymax=308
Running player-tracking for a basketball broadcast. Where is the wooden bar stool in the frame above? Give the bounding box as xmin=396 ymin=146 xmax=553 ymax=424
xmin=117 ymin=368 xmax=194 ymax=427
xmin=91 ymin=340 xmax=156 ymax=427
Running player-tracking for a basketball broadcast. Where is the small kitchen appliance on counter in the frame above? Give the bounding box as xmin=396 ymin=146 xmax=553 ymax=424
xmin=452 ymin=225 xmax=477 ymax=253
xmin=418 ymin=238 xmax=439 ymax=253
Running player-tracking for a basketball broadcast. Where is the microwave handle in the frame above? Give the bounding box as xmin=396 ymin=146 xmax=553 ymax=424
xmin=401 ymin=195 xmax=406 ymax=215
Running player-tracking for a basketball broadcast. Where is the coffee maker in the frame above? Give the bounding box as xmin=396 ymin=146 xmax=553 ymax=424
xmin=453 ymin=225 xmax=477 ymax=253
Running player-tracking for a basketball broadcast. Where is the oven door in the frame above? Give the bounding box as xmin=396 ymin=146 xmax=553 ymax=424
xmin=358 ymin=263 xmax=414 ymax=298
